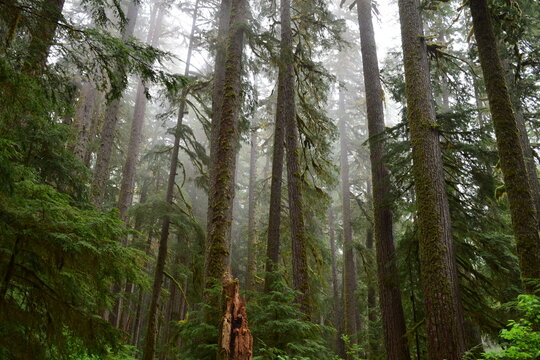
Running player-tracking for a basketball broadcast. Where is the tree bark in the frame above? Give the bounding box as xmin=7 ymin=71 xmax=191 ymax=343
xmin=279 ymin=0 xmax=310 ymax=315
xmin=207 ymin=0 xmax=232 ymax=238
xmin=263 ymin=69 xmax=286 ymax=292
xmin=91 ymin=1 xmax=139 ymax=207
xmin=356 ymin=1 xmax=410 ymax=359
xmin=397 ymin=0 xmax=467 ymax=358
xmin=246 ymin=128 xmax=258 ymax=291
xmin=469 ymin=0 xmax=540 ymax=292
xmin=205 ymin=0 xmax=247 ymax=318
xmin=141 ymin=2 xmax=199 ymax=359
xmin=337 ymin=88 xmax=358 ymax=345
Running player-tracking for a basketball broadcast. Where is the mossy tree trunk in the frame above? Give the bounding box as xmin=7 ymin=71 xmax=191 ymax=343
xmin=207 ymin=0 xmax=232 ymax=238
xmin=397 ymin=0 xmax=467 ymax=358
xmin=205 ymin=0 xmax=247 ymax=319
xmin=469 ymin=0 xmax=540 ymax=292
xmin=141 ymin=2 xmax=199 ymax=359
xmin=356 ymin=0 xmax=411 ymax=358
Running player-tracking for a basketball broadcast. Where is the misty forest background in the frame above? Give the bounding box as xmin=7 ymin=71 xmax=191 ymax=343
xmin=0 ymin=0 xmax=539 ymax=359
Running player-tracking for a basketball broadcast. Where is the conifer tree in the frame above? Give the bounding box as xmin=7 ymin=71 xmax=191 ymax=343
xmin=397 ymin=0 xmax=467 ymax=357
xmin=141 ymin=2 xmax=200 ymax=359
xmin=469 ymin=0 xmax=540 ymax=292
xmin=205 ymin=0 xmax=247 ymax=313
xmin=91 ymin=1 xmax=139 ymax=207
xmin=356 ymin=0 xmax=410 ymax=358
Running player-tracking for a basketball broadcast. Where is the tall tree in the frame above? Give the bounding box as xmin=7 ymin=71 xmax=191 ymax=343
xmin=204 ymin=0 xmax=247 ymax=307
xmin=117 ymin=3 xmax=163 ymax=222
xmin=328 ymin=208 xmax=345 ymax=357
xmin=246 ymin=127 xmax=258 ymax=291
xmin=141 ymin=1 xmax=200 ymax=359
xmin=112 ymin=2 xmax=164 ymax=330
xmin=207 ymin=0 xmax=232 ymax=236
xmin=397 ymin=0 xmax=467 ymax=358
xmin=91 ymin=1 xmax=139 ymax=207
xmin=356 ymin=0 xmax=410 ymax=358
xmin=469 ymin=0 xmax=540 ymax=292
xmin=337 ymin=87 xmax=358 ymax=344
xmin=281 ymin=0 xmax=310 ymax=315
xmin=264 ymin=4 xmax=287 ymax=293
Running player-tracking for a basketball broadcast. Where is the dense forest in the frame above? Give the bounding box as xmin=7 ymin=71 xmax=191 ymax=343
xmin=1 ymin=0 xmax=539 ymax=359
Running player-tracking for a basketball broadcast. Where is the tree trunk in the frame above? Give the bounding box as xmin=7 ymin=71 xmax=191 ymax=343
xmin=263 ymin=69 xmax=287 ymax=292
xmin=356 ymin=1 xmax=411 ymax=359
xmin=90 ymin=1 xmax=139 ymax=207
xmin=141 ymin=2 xmax=199 ymax=359
xmin=218 ymin=273 xmax=253 ymax=360
xmin=397 ymin=0 xmax=467 ymax=358
xmin=24 ymin=0 xmax=65 ymax=73
xmin=276 ymin=0 xmax=310 ymax=315
xmin=204 ymin=0 xmax=247 ymax=320
xmin=469 ymin=0 xmax=540 ymax=292
xmin=72 ymin=82 xmax=98 ymax=163
xmin=117 ymin=3 xmax=163 ymax=222
xmin=246 ymin=128 xmax=258 ymax=291
xmin=337 ymin=89 xmax=358 ymax=345
xmin=207 ymin=0 xmax=232 ymax=238
xmin=499 ymin=53 xmax=540 ymax=230
xmin=328 ymin=208 xmax=345 ymax=358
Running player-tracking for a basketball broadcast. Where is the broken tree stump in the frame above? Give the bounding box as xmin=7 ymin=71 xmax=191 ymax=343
xmin=218 ymin=272 xmax=253 ymax=360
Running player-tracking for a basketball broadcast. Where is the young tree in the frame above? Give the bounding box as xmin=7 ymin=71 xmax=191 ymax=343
xmin=469 ymin=0 xmax=540 ymax=292
xmin=356 ymin=0 xmax=410 ymax=358
xmin=397 ymin=0 xmax=467 ymax=358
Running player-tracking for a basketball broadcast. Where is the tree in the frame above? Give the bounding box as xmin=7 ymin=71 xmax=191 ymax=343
xmin=91 ymin=1 xmax=139 ymax=207
xmin=469 ymin=0 xmax=540 ymax=293
xmin=281 ymin=0 xmax=310 ymax=315
xmin=205 ymin=0 xmax=247 ymax=313
xmin=337 ymin=87 xmax=358 ymax=345
xmin=356 ymin=0 xmax=410 ymax=358
xmin=246 ymin=126 xmax=258 ymax=291
xmin=397 ymin=0 xmax=467 ymax=358
xmin=141 ymin=1 xmax=200 ymax=359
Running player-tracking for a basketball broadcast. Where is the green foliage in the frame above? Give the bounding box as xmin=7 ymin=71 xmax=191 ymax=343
xmin=175 ymin=303 xmax=219 ymax=360
xmin=481 ymin=295 xmax=540 ymax=360
xmin=0 ymin=36 xmax=145 ymax=360
xmin=249 ymin=274 xmax=335 ymax=360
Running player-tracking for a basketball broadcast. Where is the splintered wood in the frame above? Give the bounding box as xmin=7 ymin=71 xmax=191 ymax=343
xmin=219 ymin=273 xmax=253 ymax=360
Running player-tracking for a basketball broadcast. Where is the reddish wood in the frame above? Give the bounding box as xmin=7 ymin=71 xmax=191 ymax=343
xmin=219 ymin=273 xmax=253 ymax=360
